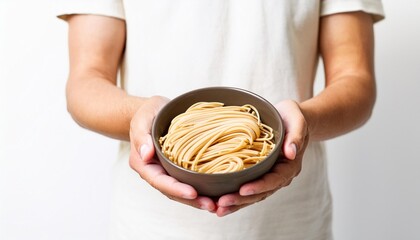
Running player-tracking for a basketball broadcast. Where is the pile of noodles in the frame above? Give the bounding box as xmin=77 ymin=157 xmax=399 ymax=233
xmin=159 ymin=102 xmax=275 ymax=174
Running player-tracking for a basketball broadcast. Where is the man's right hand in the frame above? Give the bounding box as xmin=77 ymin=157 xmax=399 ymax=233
xmin=128 ymin=96 xmax=217 ymax=212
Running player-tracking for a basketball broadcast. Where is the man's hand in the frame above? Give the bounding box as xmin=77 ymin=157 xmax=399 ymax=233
xmin=216 ymin=100 xmax=309 ymax=217
xmin=128 ymin=96 xmax=217 ymax=212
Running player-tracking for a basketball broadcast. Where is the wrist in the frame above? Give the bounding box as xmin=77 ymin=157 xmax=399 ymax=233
xmin=298 ymin=102 xmax=316 ymax=141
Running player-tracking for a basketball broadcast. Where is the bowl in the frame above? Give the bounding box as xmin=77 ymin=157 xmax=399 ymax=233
xmin=152 ymin=87 xmax=284 ymax=197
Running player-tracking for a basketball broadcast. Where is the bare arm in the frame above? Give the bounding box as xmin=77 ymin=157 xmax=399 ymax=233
xmin=217 ymin=11 xmax=377 ymax=216
xmin=65 ymin=14 xmax=217 ymax=212
xmin=66 ymin=15 xmax=145 ymax=141
xmin=301 ymin=11 xmax=376 ymax=141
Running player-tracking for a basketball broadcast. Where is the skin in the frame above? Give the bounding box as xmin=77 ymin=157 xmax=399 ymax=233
xmin=65 ymin=11 xmax=375 ymax=217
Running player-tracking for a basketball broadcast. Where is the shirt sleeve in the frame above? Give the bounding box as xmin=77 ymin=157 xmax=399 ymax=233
xmin=56 ymin=0 xmax=125 ymax=21
xmin=321 ymin=0 xmax=385 ymax=23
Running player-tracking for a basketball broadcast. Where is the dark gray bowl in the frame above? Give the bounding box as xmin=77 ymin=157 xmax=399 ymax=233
xmin=152 ymin=87 xmax=284 ymax=197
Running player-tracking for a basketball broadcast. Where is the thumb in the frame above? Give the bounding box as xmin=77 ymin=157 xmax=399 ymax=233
xmin=139 ymin=135 xmax=155 ymax=162
xmin=284 ymin=142 xmax=297 ymax=160
xmin=130 ymin=108 xmax=155 ymax=163
xmin=130 ymin=96 xmax=168 ymax=161
xmin=276 ymin=100 xmax=308 ymax=161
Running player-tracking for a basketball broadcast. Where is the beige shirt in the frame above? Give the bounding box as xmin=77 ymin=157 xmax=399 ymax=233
xmin=58 ymin=1 xmax=384 ymax=239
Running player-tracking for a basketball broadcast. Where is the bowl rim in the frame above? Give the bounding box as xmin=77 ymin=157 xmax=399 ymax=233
xmin=152 ymin=86 xmax=285 ymax=177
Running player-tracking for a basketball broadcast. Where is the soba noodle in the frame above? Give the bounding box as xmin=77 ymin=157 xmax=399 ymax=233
xmin=159 ymin=102 xmax=275 ymax=174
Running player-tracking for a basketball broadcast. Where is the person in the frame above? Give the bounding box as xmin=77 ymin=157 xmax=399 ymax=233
xmin=58 ymin=1 xmax=384 ymax=239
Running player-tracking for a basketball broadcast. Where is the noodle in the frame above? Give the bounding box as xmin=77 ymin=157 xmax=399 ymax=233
xmin=159 ymin=102 xmax=275 ymax=174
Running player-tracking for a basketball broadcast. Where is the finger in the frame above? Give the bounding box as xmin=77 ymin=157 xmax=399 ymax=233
xmin=238 ymin=161 xmax=299 ymax=196
xmin=276 ymin=100 xmax=308 ymax=160
xmin=129 ymin=141 xmax=198 ymax=200
xmin=216 ymin=203 xmax=252 ymax=217
xmin=140 ymin=163 xmax=198 ymax=199
xmin=132 ymin=139 xmax=215 ymax=211
xmin=169 ymin=195 xmax=217 ymax=212
xmin=218 ymin=190 xmax=275 ymax=208
xmin=217 ymin=191 xmax=275 ymax=217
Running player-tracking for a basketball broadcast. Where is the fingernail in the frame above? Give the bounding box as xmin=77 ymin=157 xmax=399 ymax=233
xmin=182 ymin=193 xmax=196 ymax=200
xmin=200 ymin=204 xmax=208 ymax=210
xmin=241 ymin=189 xmax=255 ymax=196
xmin=140 ymin=144 xmax=149 ymax=160
xmin=290 ymin=143 xmax=297 ymax=160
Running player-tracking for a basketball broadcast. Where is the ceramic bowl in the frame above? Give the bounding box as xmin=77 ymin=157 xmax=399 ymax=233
xmin=152 ymin=87 xmax=284 ymax=197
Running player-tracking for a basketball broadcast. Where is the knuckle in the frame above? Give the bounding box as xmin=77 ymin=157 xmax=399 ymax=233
xmin=279 ymin=175 xmax=289 ymax=187
xmin=270 ymin=173 xmax=285 ymax=190
xmin=294 ymin=134 xmax=305 ymax=148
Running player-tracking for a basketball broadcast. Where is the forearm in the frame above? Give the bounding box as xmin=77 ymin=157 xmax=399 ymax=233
xmin=300 ymin=74 xmax=375 ymax=141
xmin=66 ymin=74 xmax=145 ymax=141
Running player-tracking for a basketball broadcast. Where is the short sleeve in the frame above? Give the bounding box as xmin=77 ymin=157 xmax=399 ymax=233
xmin=56 ymin=0 xmax=125 ymax=21
xmin=321 ymin=0 xmax=385 ymax=23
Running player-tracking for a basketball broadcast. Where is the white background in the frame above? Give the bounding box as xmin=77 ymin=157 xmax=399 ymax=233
xmin=1 ymin=1 xmax=419 ymax=239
